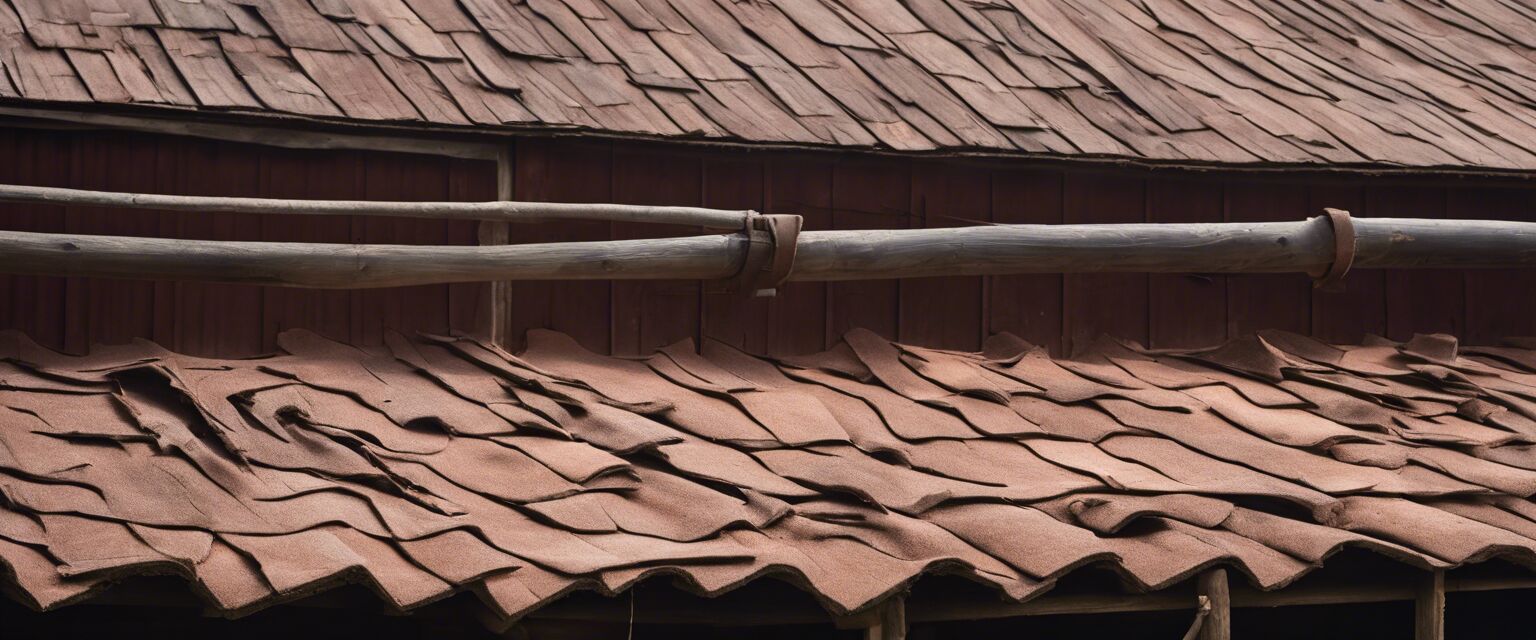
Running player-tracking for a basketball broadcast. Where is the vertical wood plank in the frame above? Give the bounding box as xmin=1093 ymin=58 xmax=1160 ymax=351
xmin=1197 ymin=568 xmax=1231 ymax=640
xmin=700 ymin=153 xmax=768 ymax=353
xmin=467 ymin=148 xmax=511 ymax=343
xmin=169 ymin=138 xmax=263 ymax=356
xmin=610 ymin=145 xmax=702 ymax=356
xmin=350 ymin=154 xmax=453 ymax=346
xmin=0 ymin=128 xmax=69 ymax=350
xmin=828 ymin=158 xmax=908 ymax=343
xmin=902 ymin=161 xmax=986 ymax=350
xmin=1063 ymin=171 xmax=1147 ymax=354
xmin=505 ymin=138 xmax=613 ymax=353
xmin=65 ymin=131 xmax=158 ymax=352
xmin=1375 ymin=186 xmax=1462 ymax=340
xmin=1415 ymin=569 xmax=1445 ymax=640
xmin=989 ymin=168 xmax=1064 ymax=354
xmin=764 ymin=154 xmax=833 ymax=356
xmin=259 ymin=147 xmax=357 ymax=351
xmin=1225 ymin=181 xmax=1311 ymax=338
xmin=1147 ymin=176 xmax=1225 ymax=349
xmin=450 ymin=156 xmax=500 ymax=340
xmin=1309 ymin=183 xmax=1384 ymax=343
xmin=1451 ymin=187 xmax=1534 ymax=344
xmin=863 ymin=596 xmax=906 ymax=640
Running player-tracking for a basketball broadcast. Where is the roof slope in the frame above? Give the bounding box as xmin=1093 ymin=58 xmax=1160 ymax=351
xmin=3 ymin=1 xmax=1536 ymax=171
xmin=4 ymin=327 xmax=1536 ymax=622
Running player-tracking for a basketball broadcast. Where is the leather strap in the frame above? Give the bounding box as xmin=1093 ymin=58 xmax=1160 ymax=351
xmin=1310 ymin=208 xmax=1356 ymax=292
xmin=721 ymin=213 xmax=802 ymax=296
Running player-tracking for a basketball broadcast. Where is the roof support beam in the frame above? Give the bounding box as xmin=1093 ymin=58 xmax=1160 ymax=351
xmin=1197 ymin=569 xmax=1231 ymax=640
xmin=0 ymin=106 xmax=502 ymax=161
xmin=865 ymin=596 xmax=906 ymax=640
xmin=1416 ymin=569 xmax=1446 ymax=640
xmin=479 ymin=147 xmax=514 ymax=345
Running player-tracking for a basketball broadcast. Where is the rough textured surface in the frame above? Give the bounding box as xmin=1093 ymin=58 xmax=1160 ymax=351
xmin=3 ymin=326 xmax=1536 ymax=622
xmin=4 ymin=0 xmax=1536 ymax=170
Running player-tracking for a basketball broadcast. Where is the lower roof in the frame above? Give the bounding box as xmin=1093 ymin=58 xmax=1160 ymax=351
xmin=2 ymin=326 xmax=1536 ymax=622
xmin=3 ymin=1 xmax=1536 ymax=173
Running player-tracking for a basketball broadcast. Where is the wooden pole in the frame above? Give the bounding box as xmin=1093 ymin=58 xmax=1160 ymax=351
xmin=1416 ymin=569 xmax=1445 ymax=640
xmin=0 ymin=229 xmax=745 ymax=288
xmin=862 ymin=596 xmax=906 ymax=640
xmin=479 ymin=147 xmax=514 ymax=345
xmin=0 ymin=183 xmax=752 ymax=229
xmin=0 ymin=217 xmax=1533 ymax=288
xmin=1197 ymin=569 xmax=1231 ymax=640
xmin=793 ymin=217 xmax=1536 ymax=279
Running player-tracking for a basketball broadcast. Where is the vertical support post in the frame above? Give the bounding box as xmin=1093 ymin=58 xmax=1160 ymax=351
xmin=863 ymin=596 xmax=906 ymax=640
xmin=478 ymin=147 xmax=513 ymax=345
xmin=1416 ymin=569 xmax=1445 ymax=640
xmin=1197 ymin=568 xmax=1231 ymax=640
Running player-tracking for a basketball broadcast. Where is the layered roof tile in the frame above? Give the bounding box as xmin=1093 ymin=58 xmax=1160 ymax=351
xmin=3 ymin=326 xmax=1536 ymax=621
xmin=3 ymin=1 xmax=1536 ymax=170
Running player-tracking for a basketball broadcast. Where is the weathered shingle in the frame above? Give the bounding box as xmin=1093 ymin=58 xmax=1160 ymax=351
xmin=3 ymin=327 xmax=1536 ymax=620
xmin=1 ymin=0 xmax=1535 ymax=171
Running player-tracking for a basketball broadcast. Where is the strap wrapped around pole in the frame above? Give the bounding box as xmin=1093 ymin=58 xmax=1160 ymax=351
xmin=1310 ymin=208 xmax=1357 ymax=291
xmin=722 ymin=213 xmax=802 ymax=296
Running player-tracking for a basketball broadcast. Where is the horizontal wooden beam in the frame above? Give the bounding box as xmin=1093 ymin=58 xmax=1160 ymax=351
xmin=0 ymin=184 xmax=752 ymax=229
xmin=0 ymin=216 xmax=1532 ymax=288
xmin=0 ymin=230 xmax=745 ymax=288
xmin=0 ymin=105 xmax=502 ymax=160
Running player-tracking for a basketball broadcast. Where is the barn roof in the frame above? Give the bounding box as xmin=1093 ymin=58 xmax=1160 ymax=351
xmin=3 ymin=327 xmax=1536 ymax=622
xmin=2 ymin=1 xmax=1536 ymax=172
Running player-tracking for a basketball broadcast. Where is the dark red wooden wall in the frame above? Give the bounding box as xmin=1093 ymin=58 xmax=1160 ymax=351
xmin=506 ymin=138 xmax=1536 ymax=357
xmin=0 ymin=127 xmax=493 ymax=356
xmin=2 ymin=127 xmax=1533 ymax=358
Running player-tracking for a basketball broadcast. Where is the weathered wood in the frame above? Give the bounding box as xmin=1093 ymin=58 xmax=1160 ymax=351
xmin=865 ymin=596 xmax=906 ymax=640
xmin=1180 ymin=596 xmax=1212 ymax=640
xmin=0 ymin=106 xmax=501 ymax=160
xmin=1197 ymin=569 xmax=1231 ymax=640
xmin=793 ymin=217 xmax=1536 ymax=280
xmin=0 ymin=230 xmax=744 ymax=288
xmin=1416 ymin=569 xmax=1445 ymax=640
xmin=0 ymin=183 xmax=753 ymax=229
xmin=479 ymin=147 xmax=514 ymax=345
xmin=1 ymin=216 xmax=1534 ymax=288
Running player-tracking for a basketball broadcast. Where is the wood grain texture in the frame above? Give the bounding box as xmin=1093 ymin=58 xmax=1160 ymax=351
xmin=7 ymin=0 xmax=1536 ymax=172
xmin=1063 ymin=172 xmax=1147 ymax=354
xmin=1148 ymin=177 xmax=1225 ymax=349
xmin=1415 ymin=570 xmax=1445 ymax=640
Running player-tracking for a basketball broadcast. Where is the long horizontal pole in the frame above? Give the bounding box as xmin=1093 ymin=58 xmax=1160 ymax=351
xmin=0 ymin=183 xmax=752 ymax=229
xmin=0 ymin=217 xmax=1532 ymax=288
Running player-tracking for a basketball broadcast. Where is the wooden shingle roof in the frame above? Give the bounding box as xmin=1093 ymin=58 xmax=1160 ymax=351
xmin=3 ymin=1 xmax=1536 ymax=171
xmin=4 ymin=328 xmax=1536 ymax=621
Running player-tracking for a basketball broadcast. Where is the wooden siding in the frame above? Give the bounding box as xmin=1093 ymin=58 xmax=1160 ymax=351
xmin=2 ymin=128 xmax=1534 ymax=358
xmin=0 ymin=127 xmax=494 ymax=356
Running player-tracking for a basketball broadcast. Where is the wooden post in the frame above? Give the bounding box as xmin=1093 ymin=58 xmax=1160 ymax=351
xmin=863 ymin=596 xmax=906 ymax=640
xmin=1197 ymin=568 xmax=1231 ymax=640
xmin=478 ymin=147 xmax=513 ymax=345
xmin=1416 ymin=569 xmax=1445 ymax=640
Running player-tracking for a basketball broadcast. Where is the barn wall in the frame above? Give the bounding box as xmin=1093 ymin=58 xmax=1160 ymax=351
xmin=507 ymin=138 xmax=1536 ymax=356
xmin=0 ymin=127 xmax=495 ymax=356
xmin=2 ymin=126 xmax=1534 ymax=358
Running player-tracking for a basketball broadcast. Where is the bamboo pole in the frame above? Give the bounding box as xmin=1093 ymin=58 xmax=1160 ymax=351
xmin=0 ymin=217 xmax=1533 ymax=288
xmin=0 ymin=183 xmax=752 ymax=229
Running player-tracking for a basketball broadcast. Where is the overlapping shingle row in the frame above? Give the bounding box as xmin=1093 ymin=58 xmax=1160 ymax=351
xmin=3 ymin=0 xmax=1536 ymax=170
xmin=3 ymin=326 xmax=1536 ymax=622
